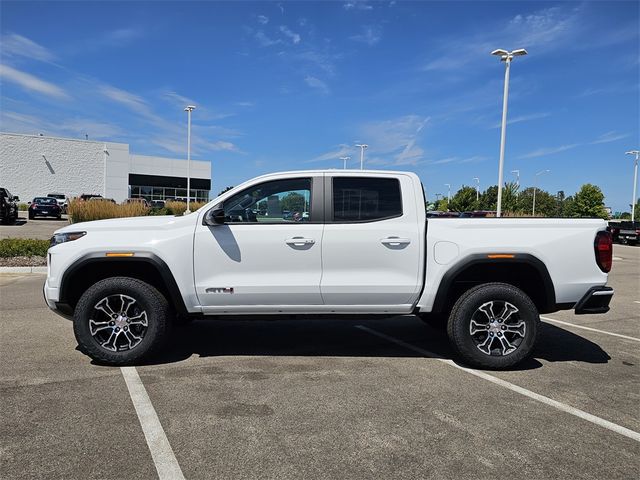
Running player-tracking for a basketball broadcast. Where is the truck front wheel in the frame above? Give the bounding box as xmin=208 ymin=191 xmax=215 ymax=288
xmin=447 ymin=283 xmax=539 ymax=369
xmin=73 ymin=277 xmax=170 ymax=365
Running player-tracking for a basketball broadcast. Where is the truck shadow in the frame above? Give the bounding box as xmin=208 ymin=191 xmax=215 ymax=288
xmin=141 ymin=316 xmax=611 ymax=370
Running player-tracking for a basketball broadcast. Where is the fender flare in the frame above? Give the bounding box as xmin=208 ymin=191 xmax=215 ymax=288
xmin=430 ymin=253 xmax=556 ymax=314
xmin=58 ymin=252 xmax=188 ymax=315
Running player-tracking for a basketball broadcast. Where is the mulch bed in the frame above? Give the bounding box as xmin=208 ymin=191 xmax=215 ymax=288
xmin=0 ymin=256 xmax=47 ymax=267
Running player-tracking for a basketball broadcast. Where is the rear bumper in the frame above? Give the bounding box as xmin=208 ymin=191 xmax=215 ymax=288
xmin=574 ymin=286 xmax=614 ymax=315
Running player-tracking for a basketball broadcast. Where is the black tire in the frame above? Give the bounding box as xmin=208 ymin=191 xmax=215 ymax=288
xmin=28 ymin=212 xmax=34 ymax=220
xmin=73 ymin=277 xmax=171 ymax=365
xmin=447 ymin=282 xmax=539 ymax=369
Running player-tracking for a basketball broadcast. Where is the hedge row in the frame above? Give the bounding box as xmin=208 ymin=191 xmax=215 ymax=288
xmin=67 ymin=200 xmax=208 ymax=223
xmin=0 ymin=238 xmax=50 ymax=257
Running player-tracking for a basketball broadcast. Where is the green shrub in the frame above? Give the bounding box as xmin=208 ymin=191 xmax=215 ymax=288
xmin=0 ymin=238 xmax=50 ymax=257
xmin=148 ymin=207 xmax=172 ymax=216
xmin=67 ymin=199 xmax=149 ymax=224
xmin=164 ymin=201 xmax=207 ymax=216
xmin=18 ymin=203 xmax=29 ymax=211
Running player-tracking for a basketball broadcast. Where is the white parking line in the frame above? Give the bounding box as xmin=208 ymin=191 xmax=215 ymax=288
xmin=356 ymin=325 xmax=640 ymax=443
xmin=541 ymin=316 xmax=640 ymax=343
xmin=121 ymin=367 xmax=186 ymax=480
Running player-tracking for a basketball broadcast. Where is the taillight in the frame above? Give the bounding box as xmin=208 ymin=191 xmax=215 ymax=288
xmin=594 ymin=231 xmax=612 ymax=273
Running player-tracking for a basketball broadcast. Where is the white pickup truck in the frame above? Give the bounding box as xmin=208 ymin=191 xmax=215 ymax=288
xmin=44 ymin=170 xmax=614 ymax=369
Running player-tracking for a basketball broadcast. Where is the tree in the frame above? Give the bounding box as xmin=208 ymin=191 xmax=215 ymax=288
xmin=501 ymin=182 xmax=520 ymax=213
xmin=433 ymin=197 xmax=449 ymax=211
xmin=479 ymin=185 xmax=498 ymax=211
xmin=565 ymin=184 xmax=608 ymax=219
xmin=635 ymin=199 xmax=640 ymax=221
xmin=449 ymin=186 xmax=478 ymax=212
xmin=280 ymin=192 xmax=306 ymax=212
xmin=518 ymin=187 xmax=557 ymax=217
xmin=218 ymin=186 xmax=234 ymax=196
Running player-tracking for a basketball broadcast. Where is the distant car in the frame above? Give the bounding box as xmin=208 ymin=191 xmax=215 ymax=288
xmin=150 ymin=200 xmax=166 ymax=209
xmin=426 ymin=211 xmax=460 ymax=218
xmin=0 ymin=188 xmax=19 ymax=224
xmin=88 ymin=197 xmax=116 ymax=204
xmin=124 ymin=198 xmax=150 ymax=207
xmin=79 ymin=194 xmax=103 ymax=201
xmin=47 ymin=193 xmax=69 ymax=213
xmin=615 ymin=221 xmax=640 ymax=246
xmin=29 ymin=197 xmax=61 ymax=219
xmin=459 ymin=210 xmax=496 ymax=218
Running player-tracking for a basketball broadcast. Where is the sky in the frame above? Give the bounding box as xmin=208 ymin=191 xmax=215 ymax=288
xmin=1 ymin=1 xmax=638 ymax=212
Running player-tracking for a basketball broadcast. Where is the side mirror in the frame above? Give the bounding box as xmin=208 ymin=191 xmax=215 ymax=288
xmin=13 ymin=196 xmax=19 ymax=201
xmin=203 ymin=207 xmax=226 ymax=226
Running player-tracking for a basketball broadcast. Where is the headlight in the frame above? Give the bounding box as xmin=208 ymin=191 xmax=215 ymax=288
xmin=50 ymin=231 xmax=86 ymax=247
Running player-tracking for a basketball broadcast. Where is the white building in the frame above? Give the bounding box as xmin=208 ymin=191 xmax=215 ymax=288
xmin=0 ymin=132 xmax=211 ymax=203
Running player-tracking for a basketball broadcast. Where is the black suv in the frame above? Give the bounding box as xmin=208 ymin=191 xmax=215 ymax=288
xmin=0 ymin=188 xmax=19 ymax=224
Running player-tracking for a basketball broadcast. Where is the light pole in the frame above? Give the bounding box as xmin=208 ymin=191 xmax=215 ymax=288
xmin=340 ymin=156 xmax=351 ymax=169
xmin=355 ymin=144 xmax=368 ymax=170
xmin=511 ymin=169 xmax=520 ymax=188
xmin=491 ymin=48 xmax=527 ymax=217
xmin=184 ymin=105 xmax=196 ymax=213
xmin=445 ymin=183 xmax=451 ymax=202
xmin=532 ymin=169 xmax=550 ymax=216
xmin=626 ymin=150 xmax=639 ymax=221
xmin=473 ymin=177 xmax=480 ymax=202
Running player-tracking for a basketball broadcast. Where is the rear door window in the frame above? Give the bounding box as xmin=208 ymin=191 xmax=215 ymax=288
xmin=332 ymin=177 xmax=402 ymax=222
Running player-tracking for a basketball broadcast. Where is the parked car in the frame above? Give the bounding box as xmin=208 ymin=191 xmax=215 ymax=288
xmin=614 ymin=221 xmax=640 ymax=245
xmin=47 ymin=193 xmax=69 ymax=213
xmin=150 ymin=200 xmax=166 ymax=209
xmin=459 ymin=210 xmax=496 ymax=218
xmin=124 ymin=198 xmax=150 ymax=207
xmin=45 ymin=170 xmax=613 ymax=369
xmin=79 ymin=194 xmax=103 ymax=201
xmin=427 ymin=211 xmax=460 ymax=218
xmin=89 ymin=197 xmax=116 ymax=204
xmin=29 ymin=197 xmax=62 ymax=219
xmin=0 ymin=188 xmax=19 ymax=224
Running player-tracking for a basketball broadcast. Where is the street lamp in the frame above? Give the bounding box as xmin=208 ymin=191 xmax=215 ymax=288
xmin=340 ymin=156 xmax=351 ymax=169
xmin=491 ymin=48 xmax=528 ymax=218
xmin=444 ymin=183 xmax=451 ymax=202
xmin=626 ymin=150 xmax=639 ymax=222
xmin=532 ymin=169 xmax=550 ymax=216
xmin=355 ymin=144 xmax=368 ymax=170
xmin=473 ymin=177 xmax=480 ymax=202
xmin=184 ymin=105 xmax=196 ymax=214
xmin=511 ymin=169 xmax=520 ymax=188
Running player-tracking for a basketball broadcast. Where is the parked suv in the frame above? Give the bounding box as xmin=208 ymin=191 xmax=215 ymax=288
xmin=47 ymin=193 xmax=69 ymax=213
xmin=0 ymin=188 xmax=19 ymax=224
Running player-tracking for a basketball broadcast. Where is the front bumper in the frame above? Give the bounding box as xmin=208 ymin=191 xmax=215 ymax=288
xmin=43 ymin=280 xmax=73 ymax=320
xmin=574 ymin=286 xmax=614 ymax=315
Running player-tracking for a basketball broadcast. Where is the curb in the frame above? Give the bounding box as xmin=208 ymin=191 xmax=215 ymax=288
xmin=0 ymin=266 xmax=47 ymax=274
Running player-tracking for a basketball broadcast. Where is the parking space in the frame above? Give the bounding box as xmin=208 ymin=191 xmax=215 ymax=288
xmin=1 ymin=245 xmax=638 ymax=479
xmin=0 ymin=211 xmax=69 ymax=240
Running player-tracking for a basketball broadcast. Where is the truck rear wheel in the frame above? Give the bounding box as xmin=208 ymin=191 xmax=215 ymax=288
xmin=73 ymin=277 xmax=170 ymax=365
xmin=447 ymin=282 xmax=539 ymax=369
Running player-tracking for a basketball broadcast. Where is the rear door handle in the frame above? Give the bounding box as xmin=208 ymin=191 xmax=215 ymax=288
xmin=381 ymin=237 xmax=411 ymax=246
xmin=285 ymin=237 xmax=315 ymax=246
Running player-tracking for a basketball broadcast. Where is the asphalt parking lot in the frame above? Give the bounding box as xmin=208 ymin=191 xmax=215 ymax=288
xmin=1 ymin=245 xmax=638 ymax=479
xmin=1 ymin=211 xmax=69 ymax=240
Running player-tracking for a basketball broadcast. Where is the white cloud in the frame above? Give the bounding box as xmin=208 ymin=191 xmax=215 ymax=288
xmin=304 ymin=75 xmax=330 ymax=95
xmin=257 ymin=15 xmax=269 ymax=25
xmin=0 ymin=34 xmax=55 ymax=62
xmin=235 ymin=101 xmax=254 ymax=107
xmin=518 ymin=143 xmax=579 ymax=159
xmin=350 ymin=25 xmax=381 ymax=46
xmin=0 ymin=110 xmax=123 ymax=139
xmin=308 ymin=144 xmax=355 ymax=163
xmin=590 ymin=131 xmax=630 ymax=145
xmin=490 ymin=112 xmax=550 ymax=129
xmin=343 ymin=2 xmax=373 ymax=11
xmin=0 ymin=64 xmax=68 ymax=99
xmin=279 ymin=26 xmax=301 ymax=44
xmin=99 ymin=84 xmax=149 ymax=112
xmin=255 ymin=30 xmax=282 ymax=47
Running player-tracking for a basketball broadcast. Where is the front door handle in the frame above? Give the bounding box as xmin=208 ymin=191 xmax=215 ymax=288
xmin=285 ymin=237 xmax=315 ymax=246
xmin=381 ymin=237 xmax=411 ymax=246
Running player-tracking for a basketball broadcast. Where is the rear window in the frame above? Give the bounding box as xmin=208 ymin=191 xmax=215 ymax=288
xmin=34 ymin=197 xmax=57 ymax=205
xmin=332 ymin=177 xmax=402 ymax=222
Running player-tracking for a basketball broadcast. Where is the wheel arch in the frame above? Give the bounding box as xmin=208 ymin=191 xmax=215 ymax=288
xmin=430 ymin=253 xmax=558 ymax=315
xmin=58 ymin=252 xmax=188 ymax=316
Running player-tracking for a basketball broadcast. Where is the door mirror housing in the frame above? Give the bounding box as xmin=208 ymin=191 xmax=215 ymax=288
xmin=203 ymin=206 xmax=226 ymax=226
xmin=13 ymin=196 xmax=19 ymax=202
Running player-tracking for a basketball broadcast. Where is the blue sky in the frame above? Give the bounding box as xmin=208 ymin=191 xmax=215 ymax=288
xmin=1 ymin=1 xmax=638 ymax=211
